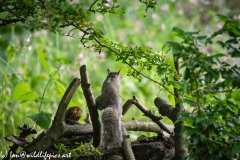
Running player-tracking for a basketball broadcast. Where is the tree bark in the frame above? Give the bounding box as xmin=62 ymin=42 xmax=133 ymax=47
xmin=80 ymin=65 xmax=101 ymax=147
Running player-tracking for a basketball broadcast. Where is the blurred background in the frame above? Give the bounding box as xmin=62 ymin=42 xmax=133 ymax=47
xmin=0 ymin=0 xmax=239 ymax=150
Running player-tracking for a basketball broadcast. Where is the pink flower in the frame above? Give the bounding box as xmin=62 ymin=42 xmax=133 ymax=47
xmin=217 ymin=23 xmax=223 ymax=29
xmin=17 ymin=68 xmax=24 ymax=74
xmin=160 ymin=4 xmax=169 ymax=13
xmin=97 ymin=14 xmax=104 ymax=21
xmin=222 ymin=57 xmax=227 ymax=62
xmin=35 ymin=31 xmax=41 ymax=37
xmin=26 ymin=35 xmax=31 ymax=43
xmin=160 ymin=24 xmax=166 ymax=31
xmin=72 ymin=0 xmax=79 ymax=3
xmin=42 ymin=18 xmax=48 ymax=24
xmin=98 ymin=51 xmax=106 ymax=58
xmin=189 ymin=0 xmax=198 ymax=4
xmin=78 ymin=31 xmax=84 ymax=36
xmin=16 ymin=39 xmax=20 ymax=44
xmin=151 ymin=13 xmax=158 ymax=19
xmin=21 ymin=59 xmax=27 ymax=64
xmin=79 ymin=58 xmax=86 ymax=65
xmin=78 ymin=53 xmax=84 ymax=59
xmin=135 ymin=19 xmax=143 ymax=28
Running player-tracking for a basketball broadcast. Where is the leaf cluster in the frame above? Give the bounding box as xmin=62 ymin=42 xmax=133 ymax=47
xmin=54 ymin=142 xmax=102 ymax=160
xmin=167 ymin=15 xmax=240 ymax=159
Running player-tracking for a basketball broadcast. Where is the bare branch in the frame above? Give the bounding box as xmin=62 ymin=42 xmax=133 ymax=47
xmin=80 ymin=65 xmax=101 ymax=147
xmin=122 ymin=123 xmax=136 ymax=160
xmin=132 ymin=96 xmax=173 ymax=134
xmin=0 ymin=18 xmax=26 ymax=27
xmin=122 ymin=99 xmax=135 ymax=116
xmin=124 ymin=120 xmax=173 ymax=134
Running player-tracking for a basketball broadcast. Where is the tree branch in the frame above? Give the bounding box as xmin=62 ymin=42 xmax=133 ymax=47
xmin=122 ymin=123 xmax=136 ymax=160
xmin=88 ymin=0 xmax=99 ymax=13
xmin=131 ymin=96 xmax=173 ymax=134
xmin=173 ymin=59 xmax=187 ymax=159
xmin=124 ymin=120 xmax=173 ymax=134
xmin=79 ymin=65 xmax=101 ymax=147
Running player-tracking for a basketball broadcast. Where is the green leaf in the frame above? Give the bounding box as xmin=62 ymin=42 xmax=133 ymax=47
xmin=208 ymin=53 xmax=225 ymax=59
xmin=13 ymin=82 xmax=38 ymax=101
xmin=28 ymin=111 xmax=52 ymax=129
xmin=56 ymin=81 xmax=65 ymax=95
xmin=196 ymin=35 xmax=207 ymax=40
xmin=172 ymin=27 xmax=184 ymax=34
xmin=232 ymin=142 xmax=240 ymax=156
xmin=232 ymin=89 xmax=240 ymax=101
xmin=37 ymin=47 xmax=50 ymax=72
xmin=202 ymin=118 xmax=213 ymax=128
xmin=195 ymin=111 xmax=206 ymax=124
xmin=216 ymin=14 xmax=230 ymax=22
xmin=172 ymin=80 xmax=183 ymax=89
xmin=167 ymin=41 xmax=182 ymax=56
xmin=217 ymin=119 xmax=226 ymax=125
xmin=178 ymin=111 xmax=192 ymax=119
xmin=184 ymin=68 xmax=191 ymax=80
xmin=185 ymin=117 xmax=195 ymax=126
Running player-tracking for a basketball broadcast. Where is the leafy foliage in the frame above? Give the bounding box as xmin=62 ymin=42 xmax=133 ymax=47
xmin=168 ymin=16 xmax=240 ymax=159
xmin=54 ymin=142 xmax=102 ymax=159
xmin=0 ymin=0 xmax=239 ymax=159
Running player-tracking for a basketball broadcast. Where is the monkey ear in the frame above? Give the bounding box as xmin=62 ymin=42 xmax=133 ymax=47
xmin=107 ymin=68 xmax=111 ymax=73
xmin=117 ymin=69 xmax=121 ymax=74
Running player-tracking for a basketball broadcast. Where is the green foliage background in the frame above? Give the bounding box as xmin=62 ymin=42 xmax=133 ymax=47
xmin=0 ymin=0 xmax=239 ymax=157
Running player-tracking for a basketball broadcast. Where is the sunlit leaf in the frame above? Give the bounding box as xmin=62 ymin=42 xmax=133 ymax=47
xmin=172 ymin=80 xmax=183 ymax=89
xmin=13 ymin=82 xmax=38 ymax=101
xmin=56 ymin=81 xmax=65 ymax=95
xmin=37 ymin=47 xmax=50 ymax=72
xmin=232 ymin=90 xmax=240 ymax=100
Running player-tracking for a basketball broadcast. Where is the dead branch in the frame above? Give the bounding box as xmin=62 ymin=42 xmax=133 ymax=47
xmin=154 ymin=97 xmax=176 ymax=121
xmin=4 ymin=137 xmax=29 ymax=148
xmin=122 ymin=99 xmax=135 ymax=116
xmin=3 ymin=124 xmax=37 ymax=160
xmin=62 ymin=123 xmax=93 ymax=136
xmin=124 ymin=120 xmax=173 ymax=134
xmin=131 ymin=96 xmax=173 ymax=134
xmin=80 ymin=65 xmax=101 ymax=147
xmin=60 ymin=119 xmax=171 ymax=139
xmin=122 ymin=123 xmax=136 ymax=160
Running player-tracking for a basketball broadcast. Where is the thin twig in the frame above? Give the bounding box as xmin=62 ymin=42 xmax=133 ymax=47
xmin=132 ymin=96 xmax=173 ymax=134
xmin=88 ymin=0 xmax=99 ymax=13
